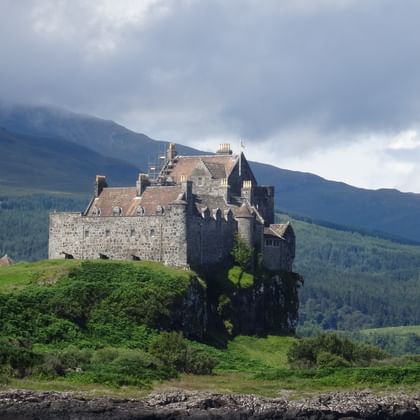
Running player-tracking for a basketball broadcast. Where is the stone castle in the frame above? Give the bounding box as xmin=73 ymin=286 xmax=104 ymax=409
xmin=49 ymin=143 xmax=295 ymax=271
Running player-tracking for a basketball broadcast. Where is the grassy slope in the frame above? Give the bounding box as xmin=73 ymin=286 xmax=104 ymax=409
xmin=1 ymin=260 xmax=420 ymax=396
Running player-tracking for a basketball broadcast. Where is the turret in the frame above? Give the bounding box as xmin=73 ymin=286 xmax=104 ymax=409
xmin=235 ymin=202 xmax=254 ymax=249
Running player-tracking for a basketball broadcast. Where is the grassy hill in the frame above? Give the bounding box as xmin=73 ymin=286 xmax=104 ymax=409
xmin=342 ymin=325 xmax=420 ymax=356
xmin=1 ymin=260 xmax=420 ymax=396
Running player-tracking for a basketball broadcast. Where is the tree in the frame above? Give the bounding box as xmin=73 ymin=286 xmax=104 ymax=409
xmin=231 ymin=234 xmax=253 ymax=272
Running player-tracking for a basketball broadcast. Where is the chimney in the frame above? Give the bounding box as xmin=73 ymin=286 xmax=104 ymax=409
xmin=166 ymin=143 xmax=177 ymax=161
xmin=181 ymin=178 xmax=193 ymax=213
xmin=94 ymin=175 xmax=107 ymax=197
xmin=241 ymin=180 xmax=253 ymax=203
xmin=216 ymin=143 xmax=232 ymax=155
xmin=136 ymin=173 xmax=150 ymax=196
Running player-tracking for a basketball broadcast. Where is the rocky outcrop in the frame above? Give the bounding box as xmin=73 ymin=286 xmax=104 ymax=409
xmin=1 ymin=390 xmax=419 ymax=419
xmin=171 ymin=276 xmax=208 ymax=340
xmin=228 ymin=272 xmax=300 ymax=336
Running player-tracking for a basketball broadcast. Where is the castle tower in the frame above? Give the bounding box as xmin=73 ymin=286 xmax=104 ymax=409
xmin=235 ymin=202 xmax=254 ymax=249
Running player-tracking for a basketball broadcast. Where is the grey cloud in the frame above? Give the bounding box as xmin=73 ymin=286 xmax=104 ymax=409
xmin=1 ymin=0 xmax=420 ymax=154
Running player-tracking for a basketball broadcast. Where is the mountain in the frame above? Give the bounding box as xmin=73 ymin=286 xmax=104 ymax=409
xmin=0 ymin=128 xmax=140 ymax=193
xmin=2 ymin=102 xmax=420 ymax=242
xmin=0 ymin=103 xmax=204 ymax=173
xmin=252 ymin=163 xmax=420 ymax=244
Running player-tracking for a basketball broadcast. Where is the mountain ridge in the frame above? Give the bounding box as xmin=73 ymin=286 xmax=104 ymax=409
xmin=2 ymin=103 xmax=420 ymax=242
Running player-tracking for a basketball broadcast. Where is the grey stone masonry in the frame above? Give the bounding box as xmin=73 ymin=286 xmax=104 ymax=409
xmin=49 ymin=143 xmax=295 ymax=271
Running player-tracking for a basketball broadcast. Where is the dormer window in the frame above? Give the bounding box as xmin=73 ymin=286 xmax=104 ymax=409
xmin=112 ymin=206 xmax=122 ymax=216
xmin=136 ymin=205 xmax=145 ymax=216
xmin=156 ymin=205 xmax=164 ymax=215
xmin=92 ymin=207 xmax=101 ymax=216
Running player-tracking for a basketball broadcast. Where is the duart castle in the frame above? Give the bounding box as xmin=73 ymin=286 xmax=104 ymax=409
xmin=49 ymin=143 xmax=295 ymax=271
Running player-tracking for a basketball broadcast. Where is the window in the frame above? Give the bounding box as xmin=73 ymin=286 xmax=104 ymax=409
xmin=150 ymin=228 xmax=155 ymax=238
xmin=136 ymin=205 xmax=145 ymax=216
xmin=92 ymin=207 xmax=101 ymax=216
xmin=112 ymin=206 xmax=122 ymax=216
xmin=265 ymin=239 xmax=273 ymax=246
xmin=130 ymin=228 xmax=135 ymax=237
xmin=156 ymin=205 xmax=164 ymax=215
xmin=197 ymin=177 xmax=203 ymax=186
xmin=105 ymin=229 xmax=110 ymax=237
xmin=84 ymin=230 xmax=89 ymax=238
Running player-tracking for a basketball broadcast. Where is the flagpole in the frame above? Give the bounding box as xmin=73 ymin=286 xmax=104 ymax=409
xmin=239 ymin=141 xmax=242 ymax=177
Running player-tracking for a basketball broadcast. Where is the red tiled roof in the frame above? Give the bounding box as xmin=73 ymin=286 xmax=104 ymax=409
xmin=166 ymin=155 xmax=238 ymax=182
xmin=86 ymin=185 xmax=182 ymax=217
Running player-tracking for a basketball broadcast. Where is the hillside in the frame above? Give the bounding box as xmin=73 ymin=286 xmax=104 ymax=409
xmin=0 ymin=128 xmax=141 ymax=193
xmin=1 ymin=260 xmax=420 ymax=397
xmin=0 ymin=103 xmax=203 ymax=173
xmin=2 ymin=103 xmax=420 ymax=242
xmin=281 ymin=214 xmax=420 ymax=331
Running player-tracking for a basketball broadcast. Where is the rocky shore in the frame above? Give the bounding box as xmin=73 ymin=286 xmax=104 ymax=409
xmin=0 ymin=390 xmax=419 ymax=419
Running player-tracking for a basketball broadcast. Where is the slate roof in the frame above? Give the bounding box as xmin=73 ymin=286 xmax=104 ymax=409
xmin=85 ymin=185 xmax=182 ymax=217
xmin=264 ymin=223 xmax=293 ymax=239
xmin=166 ymin=155 xmax=238 ymax=182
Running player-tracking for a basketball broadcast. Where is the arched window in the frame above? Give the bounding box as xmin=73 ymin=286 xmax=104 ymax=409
xmin=156 ymin=205 xmax=164 ymax=215
xmin=112 ymin=206 xmax=122 ymax=216
xmin=92 ymin=207 xmax=101 ymax=216
xmin=136 ymin=205 xmax=145 ymax=216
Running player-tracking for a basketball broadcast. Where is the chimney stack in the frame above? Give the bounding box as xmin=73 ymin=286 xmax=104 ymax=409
xmin=216 ymin=143 xmax=232 ymax=155
xmin=94 ymin=175 xmax=107 ymax=197
xmin=136 ymin=173 xmax=150 ymax=196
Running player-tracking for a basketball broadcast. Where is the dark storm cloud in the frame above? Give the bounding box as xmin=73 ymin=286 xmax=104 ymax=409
xmin=1 ymin=0 xmax=420 ymax=152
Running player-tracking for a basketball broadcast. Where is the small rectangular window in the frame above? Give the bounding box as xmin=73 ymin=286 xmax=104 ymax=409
xmin=105 ymin=229 xmax=110 ymax=237
xmin=150 ymin=228 xmax=155 ymax=238
xmin=84 ymin=230 xmax=89 ymax=238
xmin=130 ymin=228 xmax=135 ymax=237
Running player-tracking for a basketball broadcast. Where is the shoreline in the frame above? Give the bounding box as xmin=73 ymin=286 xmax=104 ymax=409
xmin=1 ymin=389 xmax=419 ymax=419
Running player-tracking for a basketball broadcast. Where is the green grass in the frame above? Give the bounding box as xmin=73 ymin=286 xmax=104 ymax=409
xmin=361 ymin=325 xmax=420 ymax=335
xmin=0 ymin=260 xmax=81 ymax=292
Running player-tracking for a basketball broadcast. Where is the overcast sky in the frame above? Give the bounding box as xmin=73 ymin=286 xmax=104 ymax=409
xmin=2 ymin=0 xmax=420 ymax=191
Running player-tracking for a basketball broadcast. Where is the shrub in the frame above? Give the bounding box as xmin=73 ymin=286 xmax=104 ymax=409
xmin=185 ymin=349 xmax=217 ymax=375
xmin=287 ymin=333 xmax=388 ymax=369
xmin=149 ymin=332 xmax=216 ymax=375
xmin=316 ymin=351 xmax=350 ymax=368
xmin=149 ymin=332 xmax=188 ymax=372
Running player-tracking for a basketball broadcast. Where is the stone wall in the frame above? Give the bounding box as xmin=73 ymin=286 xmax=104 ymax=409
xmin=187 ymin=210 xmax=236 ymax=268
xmin=263 ymin=238 xmax=294 ymax=271
xmin=48 ymin=204 xmax=188 ymax=267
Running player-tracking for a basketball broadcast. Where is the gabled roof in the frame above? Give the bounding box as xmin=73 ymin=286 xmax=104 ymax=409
xmin=0 ymin=255 xmax=13 ymax=266
xmin=264 ymin=223 xmax=294 ymax=239
xmin=85 ymin=185 xmax=182 ymax=217
xmin=166 ymin=154 xmax=239 ymax=182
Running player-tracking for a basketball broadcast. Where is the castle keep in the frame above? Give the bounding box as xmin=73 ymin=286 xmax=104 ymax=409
xmin=49 ymin=144 xmax=295 ymax=271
